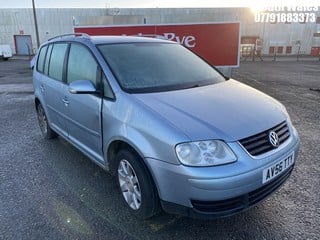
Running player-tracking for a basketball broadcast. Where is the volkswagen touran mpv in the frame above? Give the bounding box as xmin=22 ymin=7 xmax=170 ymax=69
xmin=33 ymin=34 xmax=300 ymax=219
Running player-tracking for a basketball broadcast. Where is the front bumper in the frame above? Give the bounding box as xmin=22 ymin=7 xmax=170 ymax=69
xmin=161 ymin=164 xmax=294 ymax=218
xmin=145 ymin=132 xmax=300 ymax=218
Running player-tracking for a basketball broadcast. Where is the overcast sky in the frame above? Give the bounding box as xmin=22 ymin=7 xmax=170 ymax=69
xmin=1 ymin=0 xmax=319 ymax=8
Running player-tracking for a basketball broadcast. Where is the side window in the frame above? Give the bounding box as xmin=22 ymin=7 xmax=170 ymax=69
xmin=36 ymin=45 xmax=48 ymax=73
xmin=44 ymin=44 xmax=53 ymax=75
xmin=67 ymin=44 xmax=98 ymax=85
xmin=49 ymin=43 xmax=68 ymax=81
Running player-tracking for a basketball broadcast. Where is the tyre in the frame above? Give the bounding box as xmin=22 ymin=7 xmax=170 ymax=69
xmin=115 ymin=149 xmax=160 ymax=219
xmin=36 ymin=103 xmax=58 ymax=139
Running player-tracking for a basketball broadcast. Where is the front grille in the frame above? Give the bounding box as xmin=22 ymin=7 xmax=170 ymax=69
xmin=191 ymin=165 xmax=294 ymax=217
xmin=239 ymin=121 xmax=290 ymax=156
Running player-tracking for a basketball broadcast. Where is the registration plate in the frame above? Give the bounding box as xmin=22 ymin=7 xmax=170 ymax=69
xmin=262 ymin=152 xmax=295 ymax=184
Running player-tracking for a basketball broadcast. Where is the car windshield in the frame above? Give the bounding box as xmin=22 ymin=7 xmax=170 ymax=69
xmin=98 ymin=42 xmax=225 ymax=93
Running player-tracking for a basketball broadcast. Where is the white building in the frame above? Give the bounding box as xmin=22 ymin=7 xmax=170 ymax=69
xmin=0 ymin=7 xmax=319 ymax=55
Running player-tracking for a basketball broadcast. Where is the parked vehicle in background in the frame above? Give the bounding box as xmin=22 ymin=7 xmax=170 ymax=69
xmin=0 ymin=44 xmax=13 ymax=60
xmin=33 ymin=34 xmax=300 ymax=220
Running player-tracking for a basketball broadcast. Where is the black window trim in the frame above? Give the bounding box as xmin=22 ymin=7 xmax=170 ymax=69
xmin=62 ymin=42 xmax=70 ymax=84
xmin=100 ymin=68 xmax=116 ymax=101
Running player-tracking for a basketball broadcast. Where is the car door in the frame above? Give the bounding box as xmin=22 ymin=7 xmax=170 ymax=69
xmin=64 ymin=43 xmax=104 ymax=163
xmin=41 ymin=43 xmax=69 ymax=138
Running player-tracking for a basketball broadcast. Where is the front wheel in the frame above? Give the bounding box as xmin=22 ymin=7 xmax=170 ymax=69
xmin=36 ymin=103 xmax=58 ymax=139
xmin=116 ymin=149 xmax=160 ymax=219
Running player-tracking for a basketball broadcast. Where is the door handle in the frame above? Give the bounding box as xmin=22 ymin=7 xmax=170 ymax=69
xmin=40 ymin=84 xmax=45 ymax=92
xmin=62 ymin=97 xmax=69 ymax=106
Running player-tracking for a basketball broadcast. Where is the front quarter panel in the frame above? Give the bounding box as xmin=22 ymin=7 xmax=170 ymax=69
xmin=102 ymin=92 xmax=190 ymax=165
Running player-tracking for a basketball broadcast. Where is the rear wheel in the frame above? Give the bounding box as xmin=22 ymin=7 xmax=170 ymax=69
xmin=36 ymin=103 xmax=58 ymax=139
xmin=115 ymin=149 xmax=160 ymax=219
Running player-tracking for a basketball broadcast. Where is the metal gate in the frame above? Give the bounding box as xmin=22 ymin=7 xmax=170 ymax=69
xmin=14 ymin=35 xmax=32 ymax=55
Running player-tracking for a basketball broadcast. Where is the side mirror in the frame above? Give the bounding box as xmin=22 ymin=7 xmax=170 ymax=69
xmin=69 ymin=80 xmax=96 ymax=94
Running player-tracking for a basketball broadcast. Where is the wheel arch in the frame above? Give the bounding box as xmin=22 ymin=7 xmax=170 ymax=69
xmin=34 ymin=97 xmax=55 ymax=133
xmin=106 ymin=139 xmax=161 ymax=196
xmin=107 ymin=140 xmax=144 ymax=174
xmin=109 ymin=140 xmax=161 ymax=218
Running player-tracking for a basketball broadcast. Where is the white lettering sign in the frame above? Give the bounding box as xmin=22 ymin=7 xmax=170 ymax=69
xmin=163 ymin=33 xmax=196 ymax=48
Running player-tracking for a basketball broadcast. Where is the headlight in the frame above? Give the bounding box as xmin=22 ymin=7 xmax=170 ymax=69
xmin=175 ymin=140 xmax=237 ymax=166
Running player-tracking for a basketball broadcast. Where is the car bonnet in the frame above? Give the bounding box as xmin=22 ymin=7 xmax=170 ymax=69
xmin=132 ymin=80 xmax=288 ymax=142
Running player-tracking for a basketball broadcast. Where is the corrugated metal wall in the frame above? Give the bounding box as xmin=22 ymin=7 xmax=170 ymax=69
xmin=0 ymin=8 xmax=319 ymax=55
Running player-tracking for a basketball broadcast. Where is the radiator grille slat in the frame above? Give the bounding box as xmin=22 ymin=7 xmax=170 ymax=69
xmin=239 ymin=121 xmax=290 ymax=156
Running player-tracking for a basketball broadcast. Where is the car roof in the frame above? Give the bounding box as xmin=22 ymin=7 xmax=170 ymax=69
xmin=47 ymin=34 xmax=174 ymax=45
xmin=90 ymin=35 xmax=172 ymax=44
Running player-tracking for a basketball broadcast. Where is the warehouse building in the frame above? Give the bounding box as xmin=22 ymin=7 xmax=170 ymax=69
xmin=0 ymin=7 xmax=319 ymax=56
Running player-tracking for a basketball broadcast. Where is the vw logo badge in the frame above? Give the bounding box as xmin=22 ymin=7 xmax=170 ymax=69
xmin=269 ymin=131 xmax=279 ymax=148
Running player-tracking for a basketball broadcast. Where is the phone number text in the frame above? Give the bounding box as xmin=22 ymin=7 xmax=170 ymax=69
xmin=254 ymin=12 xmax=316 ymax=23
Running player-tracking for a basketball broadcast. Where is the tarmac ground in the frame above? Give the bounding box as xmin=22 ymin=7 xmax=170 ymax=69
xmin=0 ymin=58 xmax=319 ymax=239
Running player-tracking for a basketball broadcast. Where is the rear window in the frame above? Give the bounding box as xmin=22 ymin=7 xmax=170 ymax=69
xmin=98 ymin=43 xmax=225 ymax=93
xmin=44 ymin=44 xmax=53 ymax=75
xmin=36 ymin=45 xmax=48 ymax=73
xmin=48 ymin=43 xmax=68 ymax=81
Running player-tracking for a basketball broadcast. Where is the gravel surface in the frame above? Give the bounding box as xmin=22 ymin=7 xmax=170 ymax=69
xmin=0 ymin=59 xmax=319 ymax=239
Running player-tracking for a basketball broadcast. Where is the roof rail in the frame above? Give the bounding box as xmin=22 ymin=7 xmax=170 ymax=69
xmin=48 ymin=33 xmax=90 ymax=41
xmin=130 ymin=33 xmax=167 ymax=40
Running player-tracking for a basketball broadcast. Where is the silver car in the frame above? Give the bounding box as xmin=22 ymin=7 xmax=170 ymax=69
xmin=33 ymin=34 xmax=300 ymax=219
